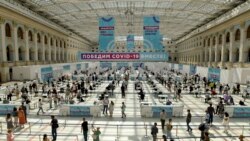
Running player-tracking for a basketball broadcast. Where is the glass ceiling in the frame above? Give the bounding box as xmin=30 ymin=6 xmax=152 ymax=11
xmin=13 ymin=0 xmax=246 ymax=43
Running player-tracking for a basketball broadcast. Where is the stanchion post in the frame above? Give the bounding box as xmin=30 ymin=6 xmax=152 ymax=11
xmin=0 ymin=122 xmax=2 ymax=134
xmin=116 ymin=124 xmax=119 ymax=139
xmin=176 ymin=125 xmax=178 ymax=137
xmin=145 ymin=124 xmax=148 ymax=138
xmin=29 ymin=122 xmax=31 ymax=134
xmin=242 ymin=125 xmax=244 ymax=135
xmin=39 ymin=134 xmax=41 ymax=141
xmin=76 ymin=135 xmax=79 ymax=141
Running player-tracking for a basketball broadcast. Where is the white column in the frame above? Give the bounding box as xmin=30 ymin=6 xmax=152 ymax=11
xmin=215 ymin=34 xmax=219 ymax=62
xmin=221 ymin=32 xmax=226 ymax=62
xmin=13 ymin=22 xmax=18 ymax=61
xmin=239 ymin=22 xmax=246 ymax=63
xmin=48 ymin=36 xmax=51 ymax=61
xmin=229 ymin=28 xmax=234 ymax=62
xmin=0 ymin=18 xmax=6 ymax=62
xmin=209 ymin=37 xmax=213 ymax=62
xmin=34 ymin=30 xmax=38 ymax=61
xmin=41 ymin=34 xmax=45 ymax=61
xmin=24 ymin=26 xmax=29 ymax=61
xmin=204 ymin=39 xmax=208 ymax=62
xmin=53 ymin=39 xmax=56 ymax=61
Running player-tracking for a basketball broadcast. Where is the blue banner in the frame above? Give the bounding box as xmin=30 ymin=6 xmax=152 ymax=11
xmin=41 ymin=67 xmax=53 ymax=82
xmin=69 ymin=106 xmax=91 ymax=117
xmin=178 ymin=64 xmax=183 ymax=71
xmin=76 ymin=64 xmax=81 ymax=70
xmin=100 ymin=62 xmax=112 ymax=69
xmin=133 ymin=62 xmax=144 ymax=69
xmin=63 ymin=65 xmax=70 ymax=71
xmin=208 ymin=68 xmax=221 ymax=82
xmin=190 ymin=65 xmax=197 ymax=75
xmin=139 ymin=52 xmax=168 ymax=61
xmin=117 ymin=62 xmax=129 ymax=70
xmin=143 ymin=16 xmax=163 ymax=51
xmin=127 ymin=34 xmax=134 ymax=51
xmin=233 ymin=107 xmax=250 ymax=117
xmin=99 ymin=16 xmax=115 ymax=51
xmin=0 ymin=104 xmax=18 ymax=115
xmin=151 ymin=106 xmax=173 ymax=118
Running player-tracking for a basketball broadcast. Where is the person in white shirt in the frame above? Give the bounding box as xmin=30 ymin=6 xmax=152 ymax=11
xmin=222 ymin=112 xmax=230 ymax=133
xmin=37 ymin=99 xmax=45 ymax=115
xmin=103 ymin=97 xmax=109 ymax=115
xmin=160 ymin=109 xmax=167 ymax=130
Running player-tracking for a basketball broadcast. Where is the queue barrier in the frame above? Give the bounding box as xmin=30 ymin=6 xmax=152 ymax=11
xmin=0 ymin=104 xmax=20 ymax=115
xmin=225 ymin=105 xmax=250 ymax=118
xmin=140 ymin=104 xmax=184 ymax=118
xmin=59 ymin=104 xmax=101 ymax=117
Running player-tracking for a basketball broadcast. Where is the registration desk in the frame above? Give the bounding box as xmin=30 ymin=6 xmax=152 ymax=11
xmin=141 ymin=104 xmax=184 ymax=118
xmin=224 ymin=105 xmax=250 ymax=118
xmin=59 ymin=104 xmax=101 ymax=117
xmin=0 ymin=104 xmax=20 ymax=115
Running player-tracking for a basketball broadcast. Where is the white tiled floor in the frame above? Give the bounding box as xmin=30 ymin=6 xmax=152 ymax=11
xmin=0 ymin=80 xmax=250 ymax=141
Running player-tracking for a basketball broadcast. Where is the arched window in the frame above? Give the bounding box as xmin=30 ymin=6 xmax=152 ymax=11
xmin=226 ymin=32 xmax=230 ymax=43
xmin=28 ymin=31 xmax=33 ymax=41
xmin=207 ymin=38 xmax=210 ymax=46
xmin=219 ymin=35 xmax=222 ymax=44
xmin=203 ymin=40 xmax=206 ymax=47
xmin=235 ymin=29 xmax=240 ymax=41
xmin=5 ymin=23 xmax=11 ymax=37
xmin=64 ymin=41 xmax=66 ymax=48
xmin=37 ymin=33 xmax=41 ymax=43
xmin=56 ymin=40 xmax=58 ymax=47
xmin=213 ymin=37 xmax=216 ymax=45
xmin=247 ymin=26 xmax=250 ymax=39
xmin=44 ymin=36 xmax=47 ymax=45
xmin=17 ymin=27 xmax=23 ymax=39
xmin=51 ymin=38 xmax=53 ymax=46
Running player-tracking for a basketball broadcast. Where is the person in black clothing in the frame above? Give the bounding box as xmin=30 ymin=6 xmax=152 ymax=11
xmin=50 ymin=115 xmax=58 ymax=141
xmin=151 ymin=122 xmax=158 ymax=141
xmin=207 ymin=104 xmax=215 ymax=125
xmin=81 ymin=118 xmax=88 ymax=141
xmin=121 ymin=84 xmax=125 ymax=98
xmin=139 ymin=89 xmax=145 ymax=101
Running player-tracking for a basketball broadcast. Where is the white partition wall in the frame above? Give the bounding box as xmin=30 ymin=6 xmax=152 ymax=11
xmin=196 ymin=66 xmax=208 ymax=78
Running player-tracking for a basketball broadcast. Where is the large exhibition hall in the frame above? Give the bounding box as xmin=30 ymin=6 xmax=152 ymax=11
xmin=1 ymin=0 xmax=250 ymax=141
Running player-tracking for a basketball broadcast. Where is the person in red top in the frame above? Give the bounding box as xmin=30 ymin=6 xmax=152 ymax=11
xmin=7 ymin=129 xmax=14 ymax=141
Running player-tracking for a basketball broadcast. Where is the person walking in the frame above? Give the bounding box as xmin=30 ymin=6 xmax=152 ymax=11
xmin=18 ymin=107 xmax=26 ymax=128
xmin=198 ymin=121 xmax=209 ymax=141
xmin=12 ymin=107 xmax=18 ymax=128
xmin=186 ymin=109 xmax=192 ymax=132
xmin=6 ymin=113 xmax=14 ymax=130
xmin=92 ymin=127 xmax=101 ymax=141
xmin=121 ymin=102 xmax=126 ymax=118
xmin=160 ymin=109 xmax=167 ymax=130
xmin=20 ymin=102 xmax=27 ymax=122
xmin=103 ymin=97 xmax=109 ymax=115
xmin=204 ymin=132 xmax=210 ymax=141
xmin=206 ymin=104 xmax=215 ymax=126
xmin=37 ymin=99 xmax=45 ymax=115
xmin=50 ymin=115 xmax=58 ymax=141
xmin=109 ymin=101 xmax=114 ymax=117
xmin=166 ymin=119 xmax=173 ymax=139
xmin=7 ymin=129 xmax=14 ymax=141
xmin=121 ymin=84 xmax=125 ymax=98
xmin=222 ymin=112 xmax=230 ymax=133
xmin=151 ymin=122 xmax=158 ymax=141
xmin=81 ymin=118 xmax=88 ymax=141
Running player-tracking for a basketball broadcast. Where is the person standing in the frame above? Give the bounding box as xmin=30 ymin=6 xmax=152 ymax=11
xmin=151 ymin=122 xmax=158 ymax=141
xmin=50 ymin=115 xmax=58 ymax=141
xmin=92 ymin=127 xmax=101 ymax=141
xmin=186 ymin=109 xmax=192 ymax=132
xmin=199 ymin=121 xmax=209 ymax=141
xmin=109 ymin=101 xmax=114 ymax=117
xmin=166 ymin=119 xmax=173 ymax=139
xmin=18 ymin=107 xmax=26 ymax=128
xmin=204 ymin=132 xmax=210 ymax=141
xmin=6 ymin=113 xmax=14 ymax=130
xmin=12 ymin=107 xmax=18 ymax=128
xmin=81 ymin=118 xmax=88 ymax=141
xmin=103 ymin=97 xmax=109 ymax=115
xmin=20 ymin=102 xmax=27 ymax=122
xmin=37 ymin=99 xmax=45 ymax=115
xmin=160 ymin=109 xmax=167 ymax=130
xmin=7 ymin=129 xmax=14 ymax=141
xmin=121 ymin=102 xmax=126 ymax=118
xmin=207 ymin=104 xmax=215 ymax=126
xmin=222 ymin=112 xmax=230 ymax=133
xmin=121 ymin=84 xmax=126 ymax=98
